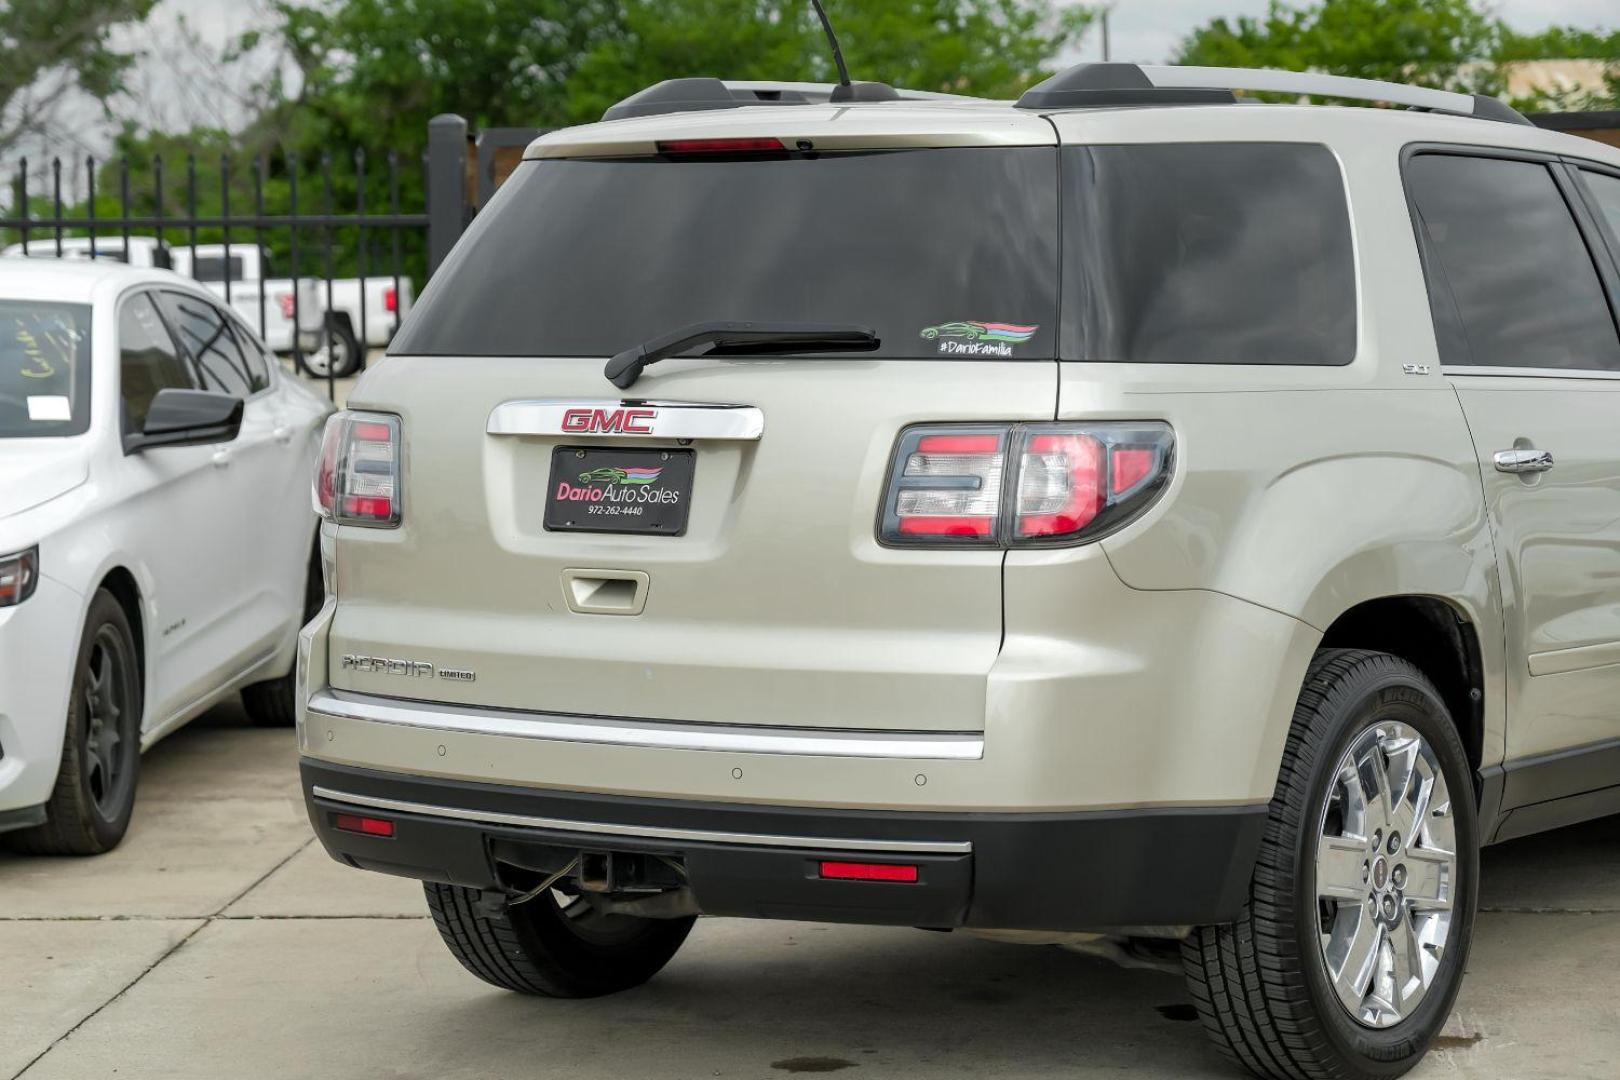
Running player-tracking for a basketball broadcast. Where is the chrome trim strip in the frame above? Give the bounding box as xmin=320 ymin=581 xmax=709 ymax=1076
xmin=1442 ymin=365 xmax=1620 ymax=381
xmin=487 ymin=399 xmax=764 ymax=440
xmin=307 ymin=689 xmax=985 ymax=761
xmin=310 ymin=786 xmax=974 ymax=855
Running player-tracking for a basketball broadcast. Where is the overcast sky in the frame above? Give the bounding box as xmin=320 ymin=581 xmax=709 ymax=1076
xmin=17 ymin=0 xmax=1620 ymax=166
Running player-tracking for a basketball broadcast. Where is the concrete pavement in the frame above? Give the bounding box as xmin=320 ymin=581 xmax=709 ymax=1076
xmin=2 ymin=702 xmax=1617 ymax=1080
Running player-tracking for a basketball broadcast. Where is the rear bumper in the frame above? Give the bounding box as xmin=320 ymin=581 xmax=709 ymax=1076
xmin=301 ymin=759 xmax=1266 ymax=931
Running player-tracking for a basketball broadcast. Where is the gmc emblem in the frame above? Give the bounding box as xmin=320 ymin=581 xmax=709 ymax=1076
xmin=561 ymin=407 xmax=657 ymax=434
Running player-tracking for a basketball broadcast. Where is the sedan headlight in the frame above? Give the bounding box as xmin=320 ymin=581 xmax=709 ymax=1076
xmin=0 ymin=546 xmax=39 ymax=607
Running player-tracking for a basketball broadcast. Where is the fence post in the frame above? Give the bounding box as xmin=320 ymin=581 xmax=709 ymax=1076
xmin=426 ymin=113 xmax=468 ymax=276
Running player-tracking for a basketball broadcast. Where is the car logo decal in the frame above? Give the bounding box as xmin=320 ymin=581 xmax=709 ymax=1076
xmin=919 ymin=321 xmax=1038 ymax=357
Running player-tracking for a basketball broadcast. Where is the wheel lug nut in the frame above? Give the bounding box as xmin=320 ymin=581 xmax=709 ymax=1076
xmin=1392 ymin=865 xmax=1407 ymax=889
xmin=1372 ymin=829 xmax=1383 ymax=850
xmin=1387 ymin=831 xmax=1401 ymax=854
xmin=1362 ymin=861 xmax=1370 ymax=883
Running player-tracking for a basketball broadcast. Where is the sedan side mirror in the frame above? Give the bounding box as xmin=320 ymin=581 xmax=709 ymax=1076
xmin=125 ymin=389 xmax=243 ymax=454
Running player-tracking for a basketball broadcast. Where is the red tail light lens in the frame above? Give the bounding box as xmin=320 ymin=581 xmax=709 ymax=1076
xmin=276 ymin=292 xmax=295 ymax=320
xmin=313 ymin=411 xmax=402 ymax=528
xmin=880 ymin=422 xmax=1172 ymax=547
xmin=383 ymin=287 xmax=397 ymax=313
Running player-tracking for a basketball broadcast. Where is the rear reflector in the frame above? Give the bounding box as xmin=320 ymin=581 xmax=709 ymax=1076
xmin=881 ymin=421 xmax=1174 ymax=547
xmin=657 ymin=137 xmax=788 ymax=156
xmin=334 ymin=813 xmax=395 ymax=837
xmin=819 ymin=861 xmax=919 ymax=883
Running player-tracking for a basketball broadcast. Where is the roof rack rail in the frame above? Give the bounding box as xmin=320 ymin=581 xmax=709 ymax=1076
xmin=602 ymin=78 xmax=973 ymax=123
xmin=1015 ymin=63 xmax=1532 ymax=126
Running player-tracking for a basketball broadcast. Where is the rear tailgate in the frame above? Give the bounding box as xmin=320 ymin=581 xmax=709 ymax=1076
xmin=328 ymin=109 xmax=1060 ymax=734
xmin=330 ymin=357 xmax=1055 ymax=731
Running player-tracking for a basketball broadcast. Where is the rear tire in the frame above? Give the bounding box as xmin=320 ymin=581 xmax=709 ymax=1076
xmin=6 ymin=591 xmax=143 ymax=856
xmin=1182 ymin=649 xmax=1478 ymax=1080
xmin=424 ymin=882 xmax=695 ymax=997
xmin=298 ymin=315 xmax=361 ymax=379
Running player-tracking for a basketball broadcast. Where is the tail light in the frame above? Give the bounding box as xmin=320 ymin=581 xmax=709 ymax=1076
xmin=313 ymin=411 xmax=402 ymax=528
xmin=0 ymin=546 xmax=39 ymax=607
xmin=277 ymin=292 xmax=296 ymax=320
xmin=383 ymin=286 xmax=397 ymax=313
xmin=880 ymin=422 xmax=1173 ymax=547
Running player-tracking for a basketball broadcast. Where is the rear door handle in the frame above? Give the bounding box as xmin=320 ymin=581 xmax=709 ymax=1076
xmin=273 ymin=425 xmax=295 ymax=445
xmin=1494 ymin=448 xmax=1554 ymax=474
xmin=211 ymin=448 xmax=232 ymax=469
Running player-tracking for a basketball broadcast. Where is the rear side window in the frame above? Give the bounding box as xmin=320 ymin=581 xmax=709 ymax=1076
xmin=156 ymin=290 xmax=264 ymax=397
xmin=119 ymin=293 xmax=192 ymax=433
xmin=391 ymin=148 xmax=1059 ymax=360
xmin=1060 ymin=143 xmax=1357 ymax=365
xmin=1406 ymin=154 xmax=1620 ymax=371
xmin=1581 ymin=169 xmax=1620 ymax=254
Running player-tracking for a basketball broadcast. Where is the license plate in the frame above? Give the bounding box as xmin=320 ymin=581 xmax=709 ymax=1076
xmin=545 ymin=447 xmax=696 ymax=535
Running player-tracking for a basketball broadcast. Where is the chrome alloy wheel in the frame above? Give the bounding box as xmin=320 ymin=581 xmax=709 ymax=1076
xmin=1314 ymin=720 xmax=1458 ymax=1028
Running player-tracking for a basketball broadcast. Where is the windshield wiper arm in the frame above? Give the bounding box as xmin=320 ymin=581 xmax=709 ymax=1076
xmin=605 ymin=321 xmax=879 ymax=389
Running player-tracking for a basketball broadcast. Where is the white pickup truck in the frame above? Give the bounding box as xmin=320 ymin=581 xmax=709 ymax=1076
xmin=0 ymin=236 xmax=324 ymax=358
xmin=171 ymin=244 xmax=415 ymax=377
xmin=0 ymin=237 xmax=413 ymax=377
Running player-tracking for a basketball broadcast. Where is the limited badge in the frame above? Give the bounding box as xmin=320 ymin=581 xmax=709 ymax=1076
xmin=919 ymin=321 xmax=1038 ymax=357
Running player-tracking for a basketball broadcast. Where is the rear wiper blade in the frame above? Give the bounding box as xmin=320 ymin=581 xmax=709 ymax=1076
xmin=605 ymin=321 xmax=879 ymax=389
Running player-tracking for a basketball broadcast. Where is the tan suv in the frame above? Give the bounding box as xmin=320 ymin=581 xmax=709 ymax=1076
xmin=296 ymin=63 xmax=1620 ymax=1080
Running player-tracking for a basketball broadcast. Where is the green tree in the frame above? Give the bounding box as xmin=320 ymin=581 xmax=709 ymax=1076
xmin=1174 ymin=0 xmax=1501 ymax=92
xmin=0 ymin=0 xmax=159 ymax=154
xmin=1174 ymin=0 xmax=1618 ymax=108
xmin=253 ymin=0 xmax=1093 ymax=153
xmin=564 ymin=0 xmax=1095 ymax=124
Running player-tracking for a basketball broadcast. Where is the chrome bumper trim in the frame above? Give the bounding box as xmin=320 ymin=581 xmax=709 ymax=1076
xmin=306 ymin=689 xmax=984 ymax=761
xmin=310 ymin=786 xmax=974 ymax=855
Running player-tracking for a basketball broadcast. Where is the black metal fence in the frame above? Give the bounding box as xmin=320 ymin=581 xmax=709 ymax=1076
xmin=1 ymin=149 xmax=429 ymax=401
xmin=1 ymin=115 xmax=550 ymax=401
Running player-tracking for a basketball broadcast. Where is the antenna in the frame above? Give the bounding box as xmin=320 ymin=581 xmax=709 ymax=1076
xmin=809 ymin=0 xmax=852 ymax=89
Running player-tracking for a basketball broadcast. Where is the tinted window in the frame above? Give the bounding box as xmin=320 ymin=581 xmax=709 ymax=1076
xmin=1060 ymin=143 xmax=1356 ymax=365
xmin=191 ymin=255 xmax=246 ymax=284
xmin=227 ymin=313 xmax=273 ymax=391
xmin=1582 ymin=169 xmax=1620 ymax=253
xmin=0 ymin=300 xmax=91 ymax=438
xmin=1408 ymin=154 xmax=1620 ymax=371
xmin=156 ymin=290 xmax=259 ymax=397
xmin=119 ymin=293 xmax=192 ymax=433
xmin=392 ymin=149 xmax=1059 ymax=360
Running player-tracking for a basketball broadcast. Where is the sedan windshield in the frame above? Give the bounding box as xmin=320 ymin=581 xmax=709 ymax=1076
xmin=0 ymin=300 xmax=92 ymax=438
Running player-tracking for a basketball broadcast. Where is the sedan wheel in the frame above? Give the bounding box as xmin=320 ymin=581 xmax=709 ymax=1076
xmin=5 ymin=590 xmax=143 ymax=855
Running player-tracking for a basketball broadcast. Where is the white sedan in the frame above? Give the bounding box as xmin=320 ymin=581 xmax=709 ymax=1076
xmin=0 ymin=259 xmax=332 ymax=854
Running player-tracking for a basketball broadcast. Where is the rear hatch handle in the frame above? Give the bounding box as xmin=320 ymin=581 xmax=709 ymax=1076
xmin=604 ymin=321 xmax=879 ymax=389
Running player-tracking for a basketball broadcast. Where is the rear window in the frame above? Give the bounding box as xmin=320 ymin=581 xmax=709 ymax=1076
xmin=1060 ymin=143 xmax=1357 ymax=365
xmin=391 ymin=148 xmax=1059 ymax=360
xmin=190 ymin=255 xmax=246 ymax=283
xmin=0 ymin=300 xmax=92 ymax=438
